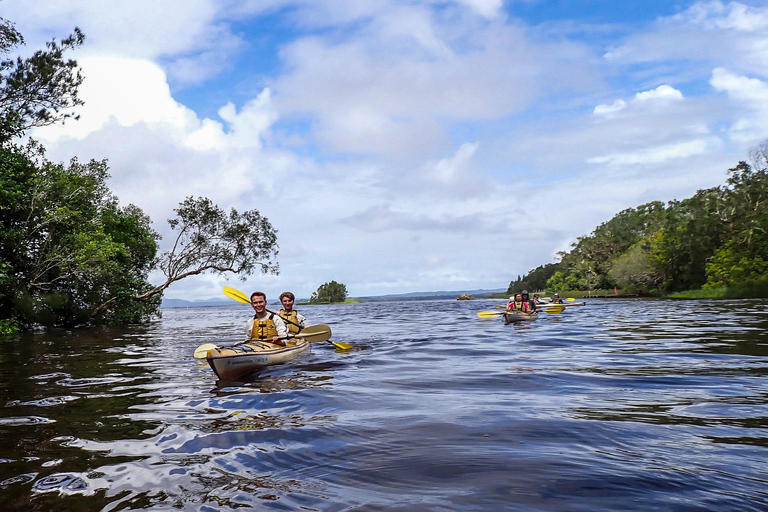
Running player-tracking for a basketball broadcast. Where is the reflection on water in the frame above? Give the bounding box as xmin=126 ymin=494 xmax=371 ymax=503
xmin=1 ymin=299 xmax=768 ymax=510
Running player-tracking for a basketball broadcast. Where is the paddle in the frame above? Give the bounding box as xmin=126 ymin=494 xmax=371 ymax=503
xmin=477 ymin=305 xmax=565 ymax=317
xmin=222 ymin=286 xmax=353 ymax=350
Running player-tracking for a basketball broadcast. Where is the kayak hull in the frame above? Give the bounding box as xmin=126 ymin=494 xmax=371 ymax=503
xmin=205 ymin=338 xmax=310 ymax=380
xmin=503 ymin=311 xmax=539 ymax=323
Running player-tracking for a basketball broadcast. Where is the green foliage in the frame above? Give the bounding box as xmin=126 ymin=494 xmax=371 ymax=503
xmin=310 ymin=280 xmax=348 ymax=303
xmin=608 ymin=241 xmax=660 ymax=294
xmin=0 ymin=20 xmax=84 ymax=141
xmin=507 ymin=262 xmax=561 ymax=294
xmin=511 ymin=141 xmax=768 ymax=297
xmin=0 ymin=145 xmax=160 ymax=327
xmin=545 ymin=270 xmax=581 ymax=292
xmin=143 ymin=196 xmax=279 ymax=300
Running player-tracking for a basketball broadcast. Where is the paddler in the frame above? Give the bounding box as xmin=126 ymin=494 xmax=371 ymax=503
xmin=521 ymin=290 xmax=538 ymax=313
xmin=235 ymin=291 xmax=289 ymax=347
xmin=277 ymin=291 xmax=307 ymax=336
xmin=551 ymin=293 xmax=564 ymax=304
xmin=508 ymin=291 xmax=537 ymax=314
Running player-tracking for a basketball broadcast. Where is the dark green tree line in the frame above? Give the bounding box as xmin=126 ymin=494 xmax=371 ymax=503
xmin=509 ymin=142 xmax=768 ymax=296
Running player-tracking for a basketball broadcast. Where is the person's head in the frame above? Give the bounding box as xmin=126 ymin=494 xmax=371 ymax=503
xmin=534 ymin=294 xmax=539 ymax=299
xmin=521 ymin=290 xmax=529 ymax=298
xmin=279 ymin=291 xmax=295 ymax=310
xmin=515 ymin=293 xmax=522 ymax=301
xmin=250 ymin=291 xmax=267 ymax=313
xmin=554 ymin=293 xmax=559 ymax=297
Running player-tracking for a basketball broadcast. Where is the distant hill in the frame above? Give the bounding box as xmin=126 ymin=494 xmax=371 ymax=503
xmin=355 ymin=288 xmax=506 ymax=301
xmin=163 ymin=288 xmax=506 ymax=307
xmin=161 ymin=298 xmax=235 ymax=308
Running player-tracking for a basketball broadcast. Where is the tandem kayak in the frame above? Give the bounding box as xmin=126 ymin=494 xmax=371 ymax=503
xmin=204 ymin=338 xmax=310 ymax=381
xmin=503 ymin=311 xmax=539 ymax=323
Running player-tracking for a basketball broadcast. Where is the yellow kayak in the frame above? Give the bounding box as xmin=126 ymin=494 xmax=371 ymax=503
xmin=205 ymin=338 xmax=310 ymax=381
xmin=503 ymin=311 xmax=539 ymax=323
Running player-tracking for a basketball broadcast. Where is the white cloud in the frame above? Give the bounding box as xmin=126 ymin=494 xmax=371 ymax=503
xmin=34 ymin=57 xmax=198 ymax=142
xmin=10 ymin=0 xmax=768 ymax=300
xmin=588 ymin=140 xmax=709 ymax=166
xmin=429 ymin=142 xmax=479 ymax=183
xmin=710 ymin=67 xmax=768 ymax=142
xmin=634 ymin=84 xmax=684 ymax=102
xmin=593 ymin=99 xmax=627 ymax=116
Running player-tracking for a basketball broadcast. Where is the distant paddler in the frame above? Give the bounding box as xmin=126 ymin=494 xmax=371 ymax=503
xmin=551 ymin=293 xmax=564 ymax=304
xmin=507 ymin=291 xmax=537 ymax=315
xmin=235 ymin=291 xmax=289 ymax=347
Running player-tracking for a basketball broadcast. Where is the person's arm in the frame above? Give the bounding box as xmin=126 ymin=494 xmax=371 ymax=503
xmin=235 ymin=318 xmax=254 ymax=345
xmin=272 ymin=315 xmax=289 ymax=340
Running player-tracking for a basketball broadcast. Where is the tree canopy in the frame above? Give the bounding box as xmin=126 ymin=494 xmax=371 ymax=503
xmin=310 ymin=281 xmax=348 ymax=303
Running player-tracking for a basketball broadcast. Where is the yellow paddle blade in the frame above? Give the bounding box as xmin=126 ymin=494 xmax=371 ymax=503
xmin=193 ymin=343 xmax=219 ymax=359
xmin=223 ymin=286 xmax=250 ymax=304
xmin=297 ymin=323 xmax=352 ymax=349
xmin=566 ymin=298 xmax=576 ymax=302
xmin=540 ymin=306 xmax=565 ymax=314
xmin=477 ymin=310 xmax=503 ymax=318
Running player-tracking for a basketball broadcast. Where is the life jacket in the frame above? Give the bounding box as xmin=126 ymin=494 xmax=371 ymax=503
xmin=251 ymin=313 xmax=278 ymax=340
xmin=512 ymin=301 xmax=532 ymax=312
xmin=552 ymin=298 xmax=563 ymax=303
xmin=279 ymin=309 xmax=300 ymax=334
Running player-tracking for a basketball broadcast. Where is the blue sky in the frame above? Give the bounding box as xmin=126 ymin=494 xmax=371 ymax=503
xmin=4 ymin=0 xmax=768 ymax=301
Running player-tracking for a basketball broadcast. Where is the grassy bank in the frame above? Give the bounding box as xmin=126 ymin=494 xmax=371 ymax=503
xmin=669 ymin=281 xmax=768 ymax=299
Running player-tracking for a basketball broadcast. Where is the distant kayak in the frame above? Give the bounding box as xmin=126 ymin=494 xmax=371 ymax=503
xmin=503 ymin=311 xmax=539 ymax=323
xmin=204 ymin=338 xmax=310 ymax=381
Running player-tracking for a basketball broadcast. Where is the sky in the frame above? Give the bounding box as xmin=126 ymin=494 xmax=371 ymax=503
xmin=3 ymin=0 xmax=768 ymax=301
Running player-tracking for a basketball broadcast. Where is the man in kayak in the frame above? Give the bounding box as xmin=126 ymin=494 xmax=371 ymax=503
xmin=235 ymin=291 xmax=289 ymax=346
xmin=278 ymin=291 xmax=307 ymax=336
xmin=551 ymin=293 xmax=564 ymax=304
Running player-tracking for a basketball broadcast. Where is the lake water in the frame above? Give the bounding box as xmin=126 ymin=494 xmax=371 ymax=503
xmin=1 ymin=298 xmax=768 ymax=511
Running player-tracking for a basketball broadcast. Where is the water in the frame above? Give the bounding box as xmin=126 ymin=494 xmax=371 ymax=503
xmin=1 ymin=298 xmax=768 ymax=511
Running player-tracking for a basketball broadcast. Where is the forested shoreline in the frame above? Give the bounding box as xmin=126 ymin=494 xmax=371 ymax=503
xmin=508 ymin=143 xmax=768 ymax=299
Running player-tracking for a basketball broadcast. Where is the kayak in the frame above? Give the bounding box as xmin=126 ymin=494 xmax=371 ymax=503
xmin=204 ymin=338 xmax=310 ymax=381
xmin=504 ymin=311 xmax=539 ymax=323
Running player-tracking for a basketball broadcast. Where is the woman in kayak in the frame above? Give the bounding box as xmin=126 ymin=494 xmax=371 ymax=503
xmin=278 ymin=291 xmax=308 ymax=336
xmin=508 ymin=291 xmax=537 ymax=314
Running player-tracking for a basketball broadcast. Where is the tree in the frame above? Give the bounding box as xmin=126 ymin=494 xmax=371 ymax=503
xmin=310 ymin=280 xmax=348 ymax=303
xmin=132 ymin=196 xmax=279 ymax=303
xmin=0 ymin=18 xmax=84 ymax=141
